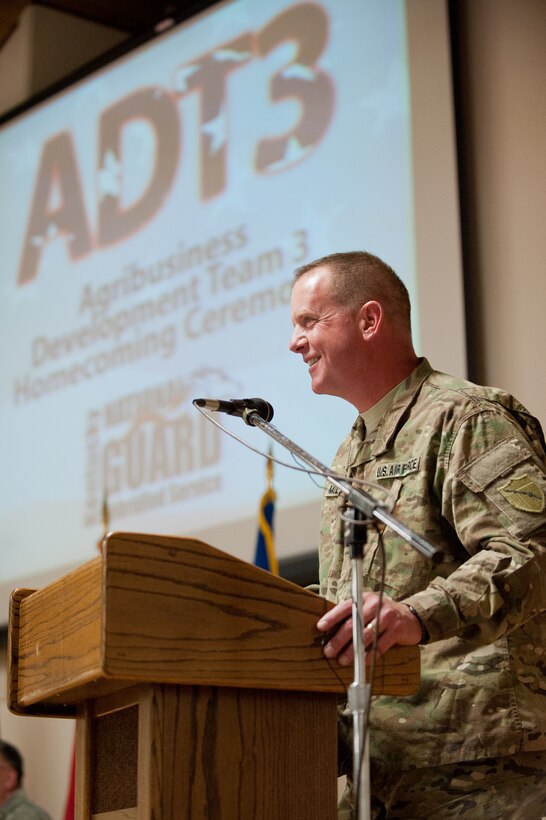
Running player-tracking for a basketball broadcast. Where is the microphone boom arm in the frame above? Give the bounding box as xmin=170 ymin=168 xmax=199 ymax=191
xmin=245 ymin=411 xmax=441 ymax=563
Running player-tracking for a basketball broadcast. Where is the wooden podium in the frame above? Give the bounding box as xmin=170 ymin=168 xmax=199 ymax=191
xmin=8 ymin=532 xmax=419 ymax=820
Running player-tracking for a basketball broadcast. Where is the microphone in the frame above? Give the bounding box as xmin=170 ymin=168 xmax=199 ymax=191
xmin=193 ymin=397 xmax=274 ymax=424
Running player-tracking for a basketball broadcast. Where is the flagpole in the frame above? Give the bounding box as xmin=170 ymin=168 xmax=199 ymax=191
xmin=254 ymin=447 xmax=278 ymax=574
xmin=98 ymin=492 xmax=110 ymax=553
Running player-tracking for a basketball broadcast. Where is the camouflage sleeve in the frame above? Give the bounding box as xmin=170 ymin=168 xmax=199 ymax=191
xmin=404 ymin=409 xmax=546 ymax=643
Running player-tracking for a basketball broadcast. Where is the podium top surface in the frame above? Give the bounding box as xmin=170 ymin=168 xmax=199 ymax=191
xmin=9 ymin=532 xmax=419 ymax=717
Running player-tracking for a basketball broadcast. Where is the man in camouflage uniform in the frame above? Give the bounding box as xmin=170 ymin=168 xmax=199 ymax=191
xmin=289 ymin=251 xmax=546 ymax=819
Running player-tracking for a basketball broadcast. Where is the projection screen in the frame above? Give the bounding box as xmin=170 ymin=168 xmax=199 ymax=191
xmin=0 ymin=0 xmax=465 ymax=623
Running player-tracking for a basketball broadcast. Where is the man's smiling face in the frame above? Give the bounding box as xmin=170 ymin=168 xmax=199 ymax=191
xmin=289 ymin=265 xmax=363 ymax=400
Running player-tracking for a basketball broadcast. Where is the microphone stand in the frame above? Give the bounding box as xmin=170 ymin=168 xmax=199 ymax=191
xmin=344 ymin=504 xmax=371 ymax=820
xmin=239 ymin=408 xmax=440 ymax=820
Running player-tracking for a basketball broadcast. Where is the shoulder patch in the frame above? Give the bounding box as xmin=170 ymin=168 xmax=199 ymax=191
xmin=498 ymin=473 xmax=545 ymax=513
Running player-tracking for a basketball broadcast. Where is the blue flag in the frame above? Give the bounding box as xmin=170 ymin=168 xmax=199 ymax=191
xmin=254 ymin=452 xmax=278 ymax=573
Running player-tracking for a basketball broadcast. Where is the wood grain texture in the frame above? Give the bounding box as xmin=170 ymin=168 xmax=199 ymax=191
xmin=103 ymin=532 xmax=343 ymax=691
xmin=11 ymin=557 xmax=103 ymax=710
xmin=101 ymin=532 xmax=419 ymax=696
xmin=139 ymin=683 xmax=339 ymax=820
xmin=75 ymin=703 xmax=92 ymax=819
xmin=8 ymin=531 xmax=420 ymax=718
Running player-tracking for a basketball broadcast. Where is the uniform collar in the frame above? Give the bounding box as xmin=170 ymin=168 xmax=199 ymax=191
xmin=350 ymin=358 xmax=433 ymax=466
xmin=372 ymin=358 xmax=433 ymax=455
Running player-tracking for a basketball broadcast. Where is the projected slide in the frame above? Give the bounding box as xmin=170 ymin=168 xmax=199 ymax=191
xmin=0 ymin=0 xmax=464 ymax=617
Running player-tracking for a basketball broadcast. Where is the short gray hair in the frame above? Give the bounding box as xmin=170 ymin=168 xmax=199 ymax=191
xmin=293 ymin=251 xmax=412 ymax=331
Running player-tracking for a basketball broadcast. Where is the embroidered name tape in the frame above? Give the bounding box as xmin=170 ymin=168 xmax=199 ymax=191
xmin=376 ymin=457 xmax=420 ymax=480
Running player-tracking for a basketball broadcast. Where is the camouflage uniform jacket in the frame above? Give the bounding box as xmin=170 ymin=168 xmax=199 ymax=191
xmin=320 ymin=359 xmax=546 ymax=768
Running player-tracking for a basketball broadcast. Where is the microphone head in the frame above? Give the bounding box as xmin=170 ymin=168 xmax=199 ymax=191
xmin=192 ymin=396 xmax=273 ymax=422
xmin=247 ymin=398 xmax=274 ymax=422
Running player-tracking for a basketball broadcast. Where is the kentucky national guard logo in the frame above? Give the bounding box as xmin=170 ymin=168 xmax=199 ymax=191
xmin=499 ymin=473 xmax=545 ymax=513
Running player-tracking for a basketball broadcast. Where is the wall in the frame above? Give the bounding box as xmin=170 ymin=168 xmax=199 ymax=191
xmin=451 ymin=0 xmax=546 ymax=420
xmin=0 ymin=643 xmax=74 ymax=816
xmin=1 ymin=1 xmax=545 ymax=817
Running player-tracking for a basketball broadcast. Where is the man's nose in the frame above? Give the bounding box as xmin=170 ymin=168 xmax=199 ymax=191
xmin=289 ymin=328 xmax=305 ymax=352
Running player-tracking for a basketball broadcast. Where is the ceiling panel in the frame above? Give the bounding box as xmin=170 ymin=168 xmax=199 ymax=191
xmin=0 ymin=0 xmax=216 ymax=50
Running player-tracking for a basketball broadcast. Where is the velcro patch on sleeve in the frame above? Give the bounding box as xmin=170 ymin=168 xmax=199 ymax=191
xmin=458 ymin=437 xmax=546 ymax=537
xmin=459 ymin=437 xmax=531 ymax=492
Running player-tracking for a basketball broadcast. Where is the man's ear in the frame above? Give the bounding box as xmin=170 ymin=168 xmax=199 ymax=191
xmin=358 ymin=300 xmax=383 ymax=339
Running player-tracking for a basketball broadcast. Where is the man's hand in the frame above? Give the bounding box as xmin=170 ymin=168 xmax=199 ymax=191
xmin=317 ymin=593 xmax=423 ymax=666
